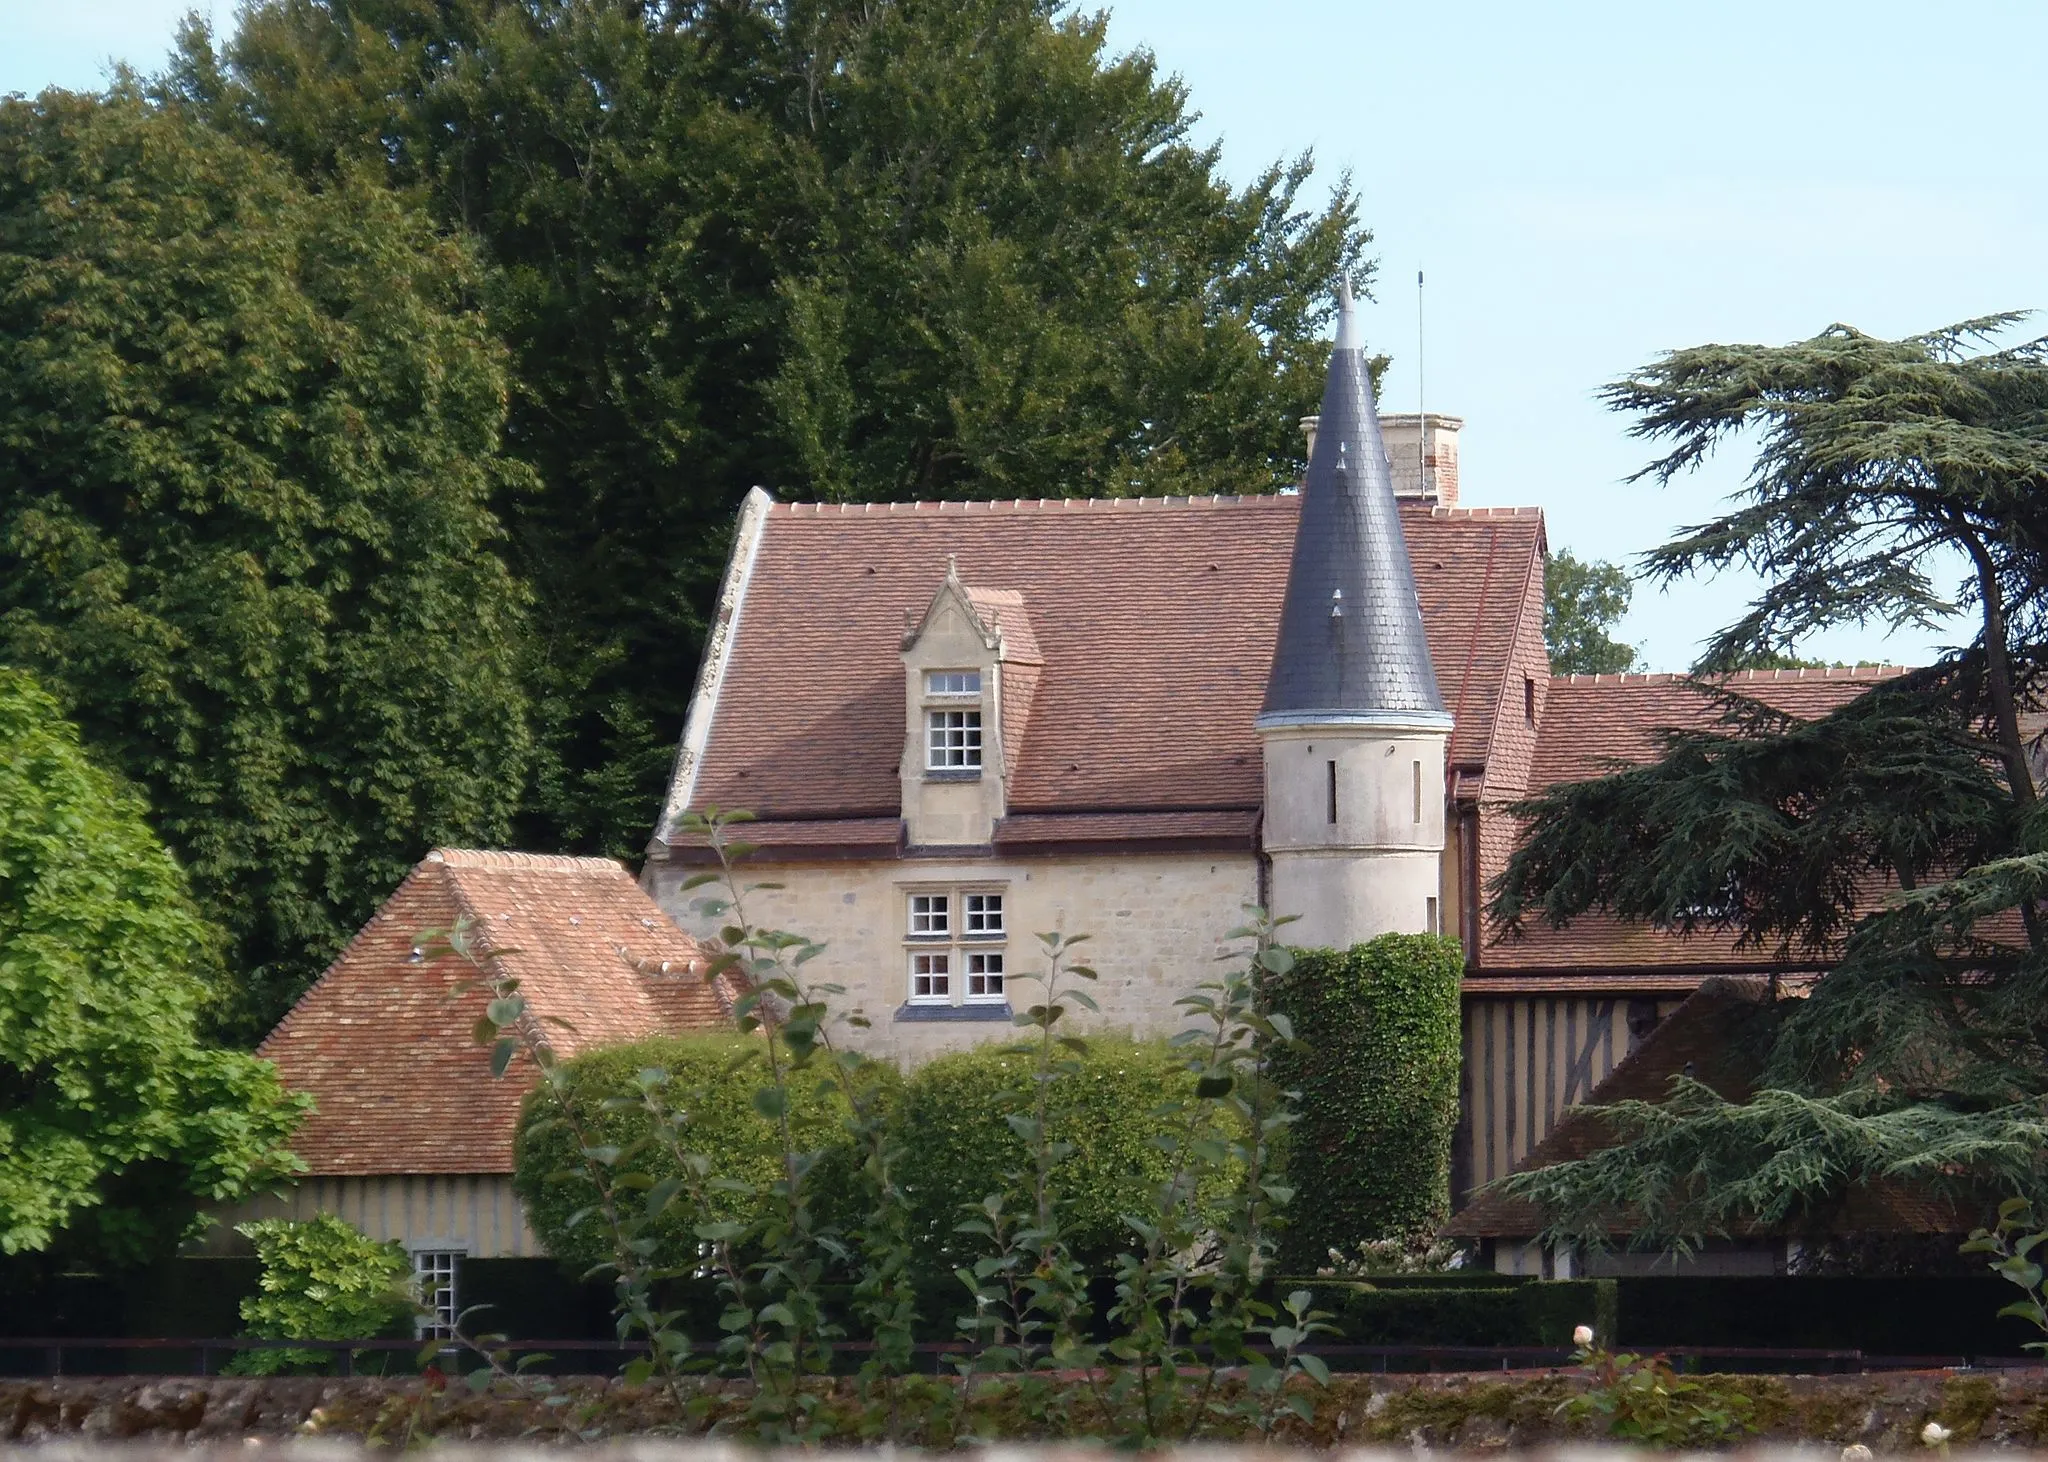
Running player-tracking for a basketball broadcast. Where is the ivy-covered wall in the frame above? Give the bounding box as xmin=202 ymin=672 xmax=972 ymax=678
xmin=1266 ymin=933 xmax=1464 ymax=1270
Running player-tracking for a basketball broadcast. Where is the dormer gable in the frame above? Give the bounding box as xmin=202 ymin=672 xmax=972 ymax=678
xmin=898 ymin=559 xmax=1038 ymax=847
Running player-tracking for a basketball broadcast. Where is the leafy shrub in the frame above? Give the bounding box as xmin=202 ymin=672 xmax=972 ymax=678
xmin=513 ymin=1032 xmax=894 ymax=1271
xmin=229 ymin=1214 xmax=413 ymax=1374
xmin=1265 ymin=934 xmax=1463 ymax=1269
xmin=895 ymin=1036 xmax=1232 ymax=1269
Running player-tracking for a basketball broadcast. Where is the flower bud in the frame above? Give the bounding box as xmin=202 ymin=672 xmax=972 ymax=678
xmin=1922 ymin=1423 xmax=1953 ymax=1446
xmin=1572 ymin=1323 xmax=1595 ymax=1348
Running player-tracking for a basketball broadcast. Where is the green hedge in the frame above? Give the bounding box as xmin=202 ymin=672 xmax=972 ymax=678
xmin=1265 ymin=934 xmax=1463 ymax=1270
xmin=512 ymin=1033 xmax=896 ymax=1271
xmin=895 ymin=1038 xmax=1231 ymax=1270
xmin=1309 ymin=1278 xmax=1615 ymax=1348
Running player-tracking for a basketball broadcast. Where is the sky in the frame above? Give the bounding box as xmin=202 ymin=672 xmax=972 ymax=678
xmin=7 ymin=0 xmax=2046 ymax=671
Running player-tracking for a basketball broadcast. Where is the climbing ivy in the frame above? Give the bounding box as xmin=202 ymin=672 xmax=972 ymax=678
xmin=1266 ymin=934 xmax=1464 ymax=1270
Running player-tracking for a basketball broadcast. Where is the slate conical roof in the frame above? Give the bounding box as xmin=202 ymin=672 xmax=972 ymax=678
xmin=1258 ymin=280 xmax=1451 ymax=730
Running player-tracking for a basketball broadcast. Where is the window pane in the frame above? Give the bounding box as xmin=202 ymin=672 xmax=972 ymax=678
xmin=964 ymin=892 xmax=1004 ymax=934
xmin=911 ymin=951 xmax=951 ymax=1000
xmin=926 ymin=709 xmax=983 ymax=768
xmin=966 ymin=951 xmax=1004 ymax=1000
xmin=925 ymin=670 xmax=982 ymax=697
xmin=909 ymin=893 xmax=949 ymax=936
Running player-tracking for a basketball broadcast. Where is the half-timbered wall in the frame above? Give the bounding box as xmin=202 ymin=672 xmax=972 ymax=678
xmin=201 ymin=1175 xmax=541 ymax=1258
xmin=1455 ymin=995 xmax=1682 ymax=1201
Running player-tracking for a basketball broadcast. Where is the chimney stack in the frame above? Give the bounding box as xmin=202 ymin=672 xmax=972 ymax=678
xmin=1299 ymin=411 xmax=1461 ymax=507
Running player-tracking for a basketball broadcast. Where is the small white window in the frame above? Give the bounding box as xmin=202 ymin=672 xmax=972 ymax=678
xmin=926 ymin=670 xmax=982 ymax=697
xmin=909 ymin=893 xmax=949 ymax=937
xmin=927 ymin=709 xmax=983 ymax=769
xmin=911 ymin=951 xmax=951 ymax=1001
xmin=963 ymin=892 xmax=1004 ymax=936
xmin=965 ymin=951 xmax=1005 ymax=1001
xmin=412 ymin=1249 xmax=461 ymax=1338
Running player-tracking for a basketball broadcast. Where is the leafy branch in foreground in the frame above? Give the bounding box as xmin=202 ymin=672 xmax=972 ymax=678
xmin=1490 ymin=316 xmax=2048 ymax=1250
xmin=457 ymin=806 xmax=1330 ymax=1443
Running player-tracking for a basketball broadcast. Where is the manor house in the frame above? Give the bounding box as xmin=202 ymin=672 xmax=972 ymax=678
xmin=643 ymin=283 xmax=1893 ymax=1210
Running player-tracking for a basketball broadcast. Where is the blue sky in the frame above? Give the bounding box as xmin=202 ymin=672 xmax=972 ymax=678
xmin=8 ymin=0 xmax=2046 ymax=670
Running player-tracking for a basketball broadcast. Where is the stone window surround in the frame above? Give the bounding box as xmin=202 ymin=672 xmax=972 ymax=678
xmin=899 ymin=881 xmax=1009 ymax=1016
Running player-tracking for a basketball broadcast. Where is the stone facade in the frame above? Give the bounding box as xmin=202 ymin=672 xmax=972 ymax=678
xmin=648 ymin=850 xmax=1257 ymax=1065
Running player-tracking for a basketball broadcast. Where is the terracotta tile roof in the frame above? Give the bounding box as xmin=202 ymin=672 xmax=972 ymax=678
xmin=995 ymin=809 xmax=1262 ymax=851
xmin=1529 ymin=667 xmax=1908 ymax=789
xmin=260 ymin=850 xmax=733 ymax=1177
xmin=661 ymin=497 xmax=1546 ymax=848
xmin=1484 ymin=669 xmax=1909 ymax=976
xmin=1444 ymin=978 xmax=1973 ymax=1239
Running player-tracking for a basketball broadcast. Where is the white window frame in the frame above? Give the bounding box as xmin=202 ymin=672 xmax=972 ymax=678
xmin=410 ymin=1247 xmax=464 ymax=1338
xmin=962 ymin=891 xmax=1004 ymax=938
xmin=964 ymin=949 xmax=1005 ymax=1003
xmin=925 ymin=669 xmax=982 ymax=697
xmin=909 ymin=950 xmax=952 ymax=1003
xmin=926 ymin=708 xmax=983 ymax=770
xmin=908 ymin=892 xmax=950 ymax=938
xmin=904 ymin=885 xmax=1008 ymax=1007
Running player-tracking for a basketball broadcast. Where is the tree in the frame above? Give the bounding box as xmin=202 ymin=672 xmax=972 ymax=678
xmin=0 ymin=667 xmax=306 ymax=1265
xmin=1491 ymin=317 xmax=2048 ymax=1245
xmin=167 ymin=0 xmax=1372 ymax=855
xmin=0 ymin=89 xmax=536 ymax=1038
xmin=1544 ymin=549 xmax=1640 ymax=675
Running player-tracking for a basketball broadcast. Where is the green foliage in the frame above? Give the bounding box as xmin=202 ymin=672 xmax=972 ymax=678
xmin=1265 ymin=934 xmax=1464 ymax=1269
xmin=1492 ymin=317 xmax=2048 ymax=1246
xmin=513 ymin=1033 xmax=887 ymax=1273
xmin=168 ymin=0 xmax=1373 ymax=855
xmin=0 ymin=667 xmax=305 ymax=1264
xmin=895 ymin=1036 xmax=1228 ymax=1269
xmin=461 ymin=810 xmax=1328 ymax=1446
xmin=1545 ymin=548 xmax=1640 ymax=675
xmin=1311 ymin=1277 xmax=1615 ymax=1348
xmin=0 ymin=89 xmax=535 ymax=1039
xmin=228 ymin=1214 xmax=414 ymax=1375
xmin=1559 ymin=1338 xmax=1759 ymax=1448
xmin=1963 ymin=1197 xmax=2048 ymax=1354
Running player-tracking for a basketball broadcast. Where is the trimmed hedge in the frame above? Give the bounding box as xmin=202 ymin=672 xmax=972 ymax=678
xmin=1266 ymin=934 xmax=1463 ymax=1270
xmin=511 ymin=1033 xmax=897 ymax=1270
xmin=1307 ymin=1278 xmax=1616 ymax=1348
xmin=895 ymin=1038 xmax=1231 ymax=1269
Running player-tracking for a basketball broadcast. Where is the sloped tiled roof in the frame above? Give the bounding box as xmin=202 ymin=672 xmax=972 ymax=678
xmin=260 ymin=850 xmax=733 ymax=1176
xmin=658 ymin=497 xmax=1545 ymax=849
xmin=1529 ymin=667 xmax=1908 ymax=789
xmin=1485 ymin=668 xmax=1908 ymax=975
xmin=1444 ymin=978 xmax=1973 ymax=1239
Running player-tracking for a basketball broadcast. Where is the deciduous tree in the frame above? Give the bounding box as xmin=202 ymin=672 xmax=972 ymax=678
xmin=168 ymin=0 xmax=1372 ymax=854
xmin=1544 ymin=549 xmax=1640 ymax=675
xmin=0 ymin=668 xmax=305 ymax=1264
xmin=0 ymin=90 xmax=535 ymax=1036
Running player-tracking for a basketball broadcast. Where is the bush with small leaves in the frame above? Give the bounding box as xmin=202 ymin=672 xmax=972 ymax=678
xmin=895 ymin=1037 xmax=1233 ymax=1271
xmin=513 ymin=1033 xmax=893 ymax=1273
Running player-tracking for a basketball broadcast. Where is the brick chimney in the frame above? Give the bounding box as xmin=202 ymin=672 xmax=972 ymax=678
xmin=1379 ymin=413 xmax=1460 ymax=506
xmin=1299 ymin=412 xmax=1461 ymax=507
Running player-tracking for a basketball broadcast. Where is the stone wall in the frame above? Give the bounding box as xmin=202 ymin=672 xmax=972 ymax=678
xmin=10 ymin=1367 xmax=2048 ymax=1449
xmin=647 ymin=850 xmax=1260 ymax=1063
